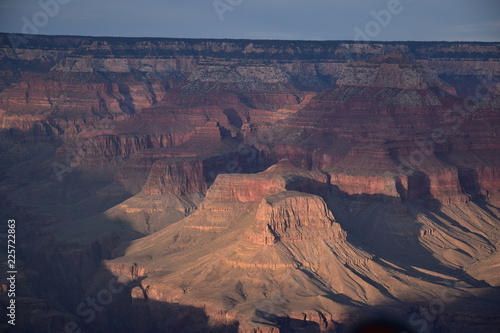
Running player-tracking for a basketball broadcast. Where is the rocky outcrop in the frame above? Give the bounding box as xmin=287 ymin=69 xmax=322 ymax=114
xmin=202 ymin=159 xmax=329 ymax=204
xmin=142 ymin=158 xmax=207 ymax=195
xmin=247 ymin=191 xmax=345 ymax=245
xmin=106 ymin=161 xmax=500 ymax=333
xmin=204 ymin=173 xmax=285 ymax=203
xmin=73 ymin=132 xmax=193 ymax=165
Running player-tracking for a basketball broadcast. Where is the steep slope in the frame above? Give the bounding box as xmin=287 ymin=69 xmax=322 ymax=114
xmin=105 ymin=162 xmax=500 ymax=332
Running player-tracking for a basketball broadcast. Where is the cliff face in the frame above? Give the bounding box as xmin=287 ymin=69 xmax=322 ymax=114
xmin=1 ymin=34 xmax=500 ymax=333
xmin=105 ymin=163 xmax=500 ymax=333
xmin=250 ymin=191 xmax=345 ymax=244
xmin=2 ymin=35 xmax=499 ymax=205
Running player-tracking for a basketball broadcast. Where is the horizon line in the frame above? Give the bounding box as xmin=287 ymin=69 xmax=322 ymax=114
xmin=1 ymin=31 xmax=499 ymax=44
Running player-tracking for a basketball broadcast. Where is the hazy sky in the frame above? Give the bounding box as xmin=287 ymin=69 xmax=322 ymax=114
xmin=0 ymin=0 xmax=499 ymax=41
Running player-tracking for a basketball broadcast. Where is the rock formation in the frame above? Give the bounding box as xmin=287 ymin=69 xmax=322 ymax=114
xmin=0 ymin=34 xmax=499 ymax=332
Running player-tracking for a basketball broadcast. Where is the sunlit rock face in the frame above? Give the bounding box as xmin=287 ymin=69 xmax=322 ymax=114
xmin=1 ymin=34 xmax=500 ymax=332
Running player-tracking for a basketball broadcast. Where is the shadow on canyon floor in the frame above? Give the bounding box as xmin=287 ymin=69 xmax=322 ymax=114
xmin=1 ymin=132 xmax=499 ymax=332
xmin=253 ymin=310 xmax=322 ymax=332
xmin=2 ymin=264 xmax=241 ymax=333
xmin=4 ymin=188 xmax=500 ymax=333
xmin=286 ymin=175 xmax=492 ymax=292
xmin=327 ymin=180 xmax=493 ymax=289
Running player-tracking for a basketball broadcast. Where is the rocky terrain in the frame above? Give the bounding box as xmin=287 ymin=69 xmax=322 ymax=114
xmin=0 ymin=33 xmax=499 ymax=332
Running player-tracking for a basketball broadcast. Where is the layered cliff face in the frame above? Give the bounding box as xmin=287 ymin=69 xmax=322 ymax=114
xmin=1 ymin=34 xmax=500 ymax=333
xmin=106 ymin=163 xmax=500 ymax=333
xmin=248 ymin=191 xmax=345 ymax=244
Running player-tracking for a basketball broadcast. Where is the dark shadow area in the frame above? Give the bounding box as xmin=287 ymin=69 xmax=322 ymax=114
xmin=296 ymin=266 xmax=369 ymax=310
xmin=325 ymin=183 xmax=492 ymax=291
xmin=253 ymin=310 xmax=321 ymax=333
xmin=0 ymin=128 xmax=273 ymax=333
xmin=1 ymin=262 xmax=240 ymax=333
xmin=285 ymin=175 xmax=331 ymax=200
xmin=474 ymin=198 xmax=500 ymax=219
xmin=281 ymin=169 xmax=488 ymax=291
xmin=236 ymin=93 xmax=256 ymax=109
xmin=2 ymin=153 xmax=500 ymax=332
xmin=348 ymin=317 xmax=417 ymax=333
xmin=4 ymin=260 xmax=500 ymax=333
xmin=203 ymin=146 xmax=272 ymax=188
xmin=223 ymin=108 xmax=243 ymax=129
xmin=118 ymin=83 xmax=136 ymax=115
xmin=1 ymin=125 xmax=498 ymax=333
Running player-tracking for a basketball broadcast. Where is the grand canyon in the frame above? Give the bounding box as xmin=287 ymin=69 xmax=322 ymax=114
xmin=0 ymin=34 xmax=499 ymax=332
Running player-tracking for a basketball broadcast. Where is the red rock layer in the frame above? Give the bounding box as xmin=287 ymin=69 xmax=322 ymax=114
xmin=247 ymin=191 xmax=346 ymax=245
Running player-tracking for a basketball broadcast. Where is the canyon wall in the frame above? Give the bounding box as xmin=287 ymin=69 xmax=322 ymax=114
xmin=1 ymin=34 xmax=499 ymax=333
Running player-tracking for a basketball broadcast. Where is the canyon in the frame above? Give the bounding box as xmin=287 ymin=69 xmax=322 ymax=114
xmin=0 ymin=34 xmax=499 ymax=332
